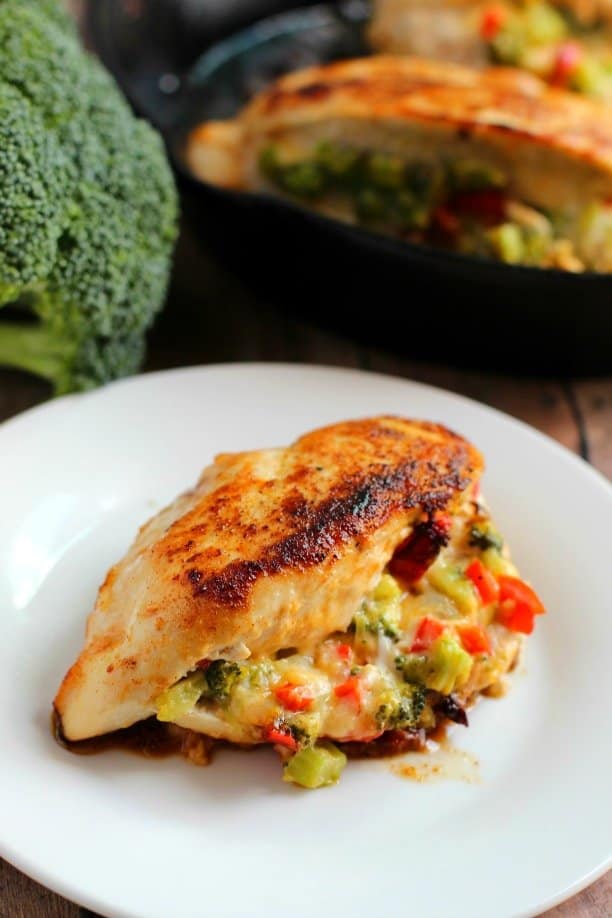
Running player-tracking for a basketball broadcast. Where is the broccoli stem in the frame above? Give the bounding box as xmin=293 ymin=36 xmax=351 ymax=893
xmin=0 ymin=321 xmax=71 ymax=383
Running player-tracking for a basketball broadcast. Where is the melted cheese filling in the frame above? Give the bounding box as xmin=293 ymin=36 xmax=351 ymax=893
xmin=157 ymin=499 xmax=523 ymax=746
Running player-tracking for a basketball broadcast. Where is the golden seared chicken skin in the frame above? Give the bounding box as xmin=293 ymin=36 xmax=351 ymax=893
xmin=55 ymin=417 xmax=546 ymax=789
xmin=187 ymin=56 xmax=612 ymax=272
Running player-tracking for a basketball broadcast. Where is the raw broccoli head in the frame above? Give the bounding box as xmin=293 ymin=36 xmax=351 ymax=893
xmin=0 ymin=0 xmax=178 ymax=394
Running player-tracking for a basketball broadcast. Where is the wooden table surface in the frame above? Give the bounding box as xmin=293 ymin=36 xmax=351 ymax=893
xmin=1 ymin=218 xmax=611 ymax=916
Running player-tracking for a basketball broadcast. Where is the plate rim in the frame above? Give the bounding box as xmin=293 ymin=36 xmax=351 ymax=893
xmin=1 ymin=361 xmax=610 ymax=918
xmin=1 ymin=362 xmax=611 ymax=495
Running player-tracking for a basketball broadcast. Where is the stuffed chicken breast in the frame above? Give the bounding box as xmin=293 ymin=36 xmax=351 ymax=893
xmin=187 ymin=56 xmax=612 ymax=272
xmin=369 ymin=0 xmax=612 ymax=99
xmin=55 ymin=417 xmax=546 ymax=789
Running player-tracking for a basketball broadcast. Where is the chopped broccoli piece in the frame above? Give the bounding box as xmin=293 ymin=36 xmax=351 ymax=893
xmin=523 ymin=2 xmax=567 ymax=44
xmin=351 ymin=573 xmax=403 ymax=644
xmin=315 ymin=141 xmax=361 ymax=181
xmin=259 ymin=146 xmax=327 ymax=197
xmin=0 ymin=0 xmax=178 ymax=394
xmin=202 ymin=660 xmax=242 ymax=701
xmin=155 ymin=673 xmax=207 ymax=722
xmin=280 ymin=161 xmax=327 ymax=198
xmin=396 ymin=633 xmax=473 ymax=695
xmin=571 ymin=58 xmax=606 ymax=96
xmin=394 ymin=191 xmax=430 ymax=230
xmin=283 ymin=742 xmax=347 ymax=788
xmin=373 ymin=572 xmax=402 ymax=603
xmin=448 ymin=159 xmax=507 ymax=192
xmin=487 ymin=223 xmax=525 ymax=264
xmin=287 ymin=713 xmax=320 ymax=748
xmin=352 ymin=606 xmax=398 ymax=643
xmin=355 ymin=187 xmax=387 ymax=221
xmin=258 ymin=145 xmax=282 ymax=179
xmin=481 ymin=547 xmax=518 ymax=577
xmin=396 ymin=652 xmax=429 ymax=686
xmin=367 ymin=153 xmax=406 ymax=189
xmin=428 ymin=559 xmax=478 ymax=616
xmin=469 ymin=524 xmax=504 ymax=552
xmin=405 ymin=161 xmax=443 ymax=197
xmin=376 ymin=683 xmax=427 ymax=730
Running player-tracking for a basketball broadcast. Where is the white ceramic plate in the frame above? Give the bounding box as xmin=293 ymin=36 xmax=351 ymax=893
xmin=1 ymin=363 xmax=610 ymax=918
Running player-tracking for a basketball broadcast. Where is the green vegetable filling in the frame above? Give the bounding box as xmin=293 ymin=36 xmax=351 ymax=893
xmin=283 ymin=742 xmax=347 ymax=788
xmin=155 ymin=660 xmax=243 ymax=721
xmin=396 ymin=633 xmax=473 ymax=696
xmin=201 ymin=660 xmax=241 ymax=701
xmin=259 ymin=143 xmax=503 ymax=237
xmin=469 ymin=524 xmax=504 ymax=552
xmin=258 ymin=142 xmax=593 ymax=268
xmin=351 ymin=572 xmax=403 ymax=643
xmin=428 ymin=559 xmax=478 ymax=616
xmin=375 ymin=683 xmax=427 ymax=731
xmin=489 ymin=1 xmax=612 ymax=100
xmin=156 ymin=673 xmax=208 ymax=722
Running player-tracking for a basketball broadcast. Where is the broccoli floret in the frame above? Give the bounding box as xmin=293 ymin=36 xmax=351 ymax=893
xmin=350 ymin=573 xmax=403 ymax=645
xmin=155 ymin=672 xmax=207 ymax=723
xmin=282 ymin=743 xmax=347 ymax=789
xmin=27 ymin=0 xmax=76 ymax=31
xmin=396 ymin=633 xmax=473 ymax=696
xmin=0 ymin=0 xmax=178 ymax=394
xmin=376 ymin=684 xmax=426 ymax=731
xmin=202 ymin=660 xmax=242 ymax=701
xmin=469 ymin=524 xmax=503 ymax=552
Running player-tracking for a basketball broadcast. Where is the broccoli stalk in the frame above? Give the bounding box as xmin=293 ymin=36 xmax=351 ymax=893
xmin=0 ymin=321 xmax=75 ymax=386
xmin=0 ymin=0 xmax=178 ymax=394
xmin=0 ymin=318 xmax=145 ymax=395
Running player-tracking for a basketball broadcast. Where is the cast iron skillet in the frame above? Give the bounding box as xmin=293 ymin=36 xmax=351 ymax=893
xmin=86 ymin=0 xmax=612 ymax=373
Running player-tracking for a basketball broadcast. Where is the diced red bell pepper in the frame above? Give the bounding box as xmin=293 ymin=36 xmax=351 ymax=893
xmin=389 ymin=514 xmax=452 ymax=583
xmin=336 ymin=642 xmax=352 ymax=661
xmin=432 ymin=206 xmax=461 ymax=239
xmin=274 ymin=682 xmax=314 ymax=712
xmin=465 ymin=558 xmax=500 ymax=605
xmin=264 ymin=725 xmax=298 ymax=751
xmin=456 ymin=623 xmax=492 ymax=655
xmin=450 ymin=189 xmax=508 ymax=222
xmin=480 ymin=5 xmax=508 ymax=40
xmin=551 ymin=42 xmax=583 ymax=86
xmin=334 ymin=675 xmax=363 ymax=711
xmin=410 ymin=616 xmax=446 ymax=653
xmin=496 ymin=576 xmax=546 ymax=634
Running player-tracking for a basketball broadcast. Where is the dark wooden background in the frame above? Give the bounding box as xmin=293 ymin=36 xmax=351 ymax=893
xmin=1 ymin=0 xmax=610 ymax=913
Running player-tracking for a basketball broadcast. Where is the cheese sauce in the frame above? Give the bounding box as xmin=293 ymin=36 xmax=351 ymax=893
xmin=156 ymin=497 xmax=524 ymax=749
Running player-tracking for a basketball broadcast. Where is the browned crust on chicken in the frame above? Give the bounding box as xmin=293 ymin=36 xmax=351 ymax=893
xmin=188 ymin=57 xmax=612 ymax=190
xmin=246 ymin=58 xmax=612 ymax=169
xmin=171 ymin=420 xmax=474 ymax=612
xmin=54 ymin=416 xmax=482 ymax=741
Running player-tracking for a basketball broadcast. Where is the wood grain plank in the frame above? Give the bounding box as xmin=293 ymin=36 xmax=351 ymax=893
xmin=361 ymin=347 xmax=581 ymax=455
xmin=572 ymin=380 xmax=612 ymax=480
xmin=0 ymin=370 xmax=50 ymax=422
xmin=547 ymin=870 xmax=612 ymax=917
xmin=0 ymin=858 xmax=78 ymax=918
